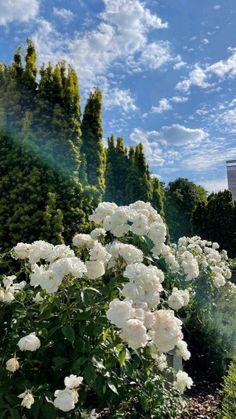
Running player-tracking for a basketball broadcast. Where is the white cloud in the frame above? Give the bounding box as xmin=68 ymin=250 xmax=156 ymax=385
xmin=139 ymin=41 xmax=172 ymax=70
xmin=157 ymin=124 xmax=208 ymax=146
xmin=176 ymin=49 xmax=236 ymax=93
xmin=104 ymin=88 xmax=137 ymax=111
xmin=0 ymin=0 xmax=39 ymax=25
xmin=176 ymin=64 xmax=210 ymax=92
xmin=53 ymin=8 xmax=74 ymax=23
xmin=199 ymin=178 xmax=227 ymax=193
xmin=32 ymin=0 xmax=172 ymax=94
xmin=213 ymin=5 xmax=221 ymax=10
xmin=130 ymin=128 xmax=165 ymax=166
xmin=202 ymin=38 xmax=209 ymax=45
xmin=207 ymin=48 xmax=236 ymax=78
xmin=151 ymin=98 xmax=172 ymax=114
xmin=171 ymin=96 xmax=188 ymax=103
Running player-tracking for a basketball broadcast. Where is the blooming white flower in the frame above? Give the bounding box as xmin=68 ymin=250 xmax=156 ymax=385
xmin=54 ymin=388 xmax=78 ymax=412
xmin=130 ymin=213 xmax=149 ymax=236
xmin=12 ymin=243 xmax=31 ymax=260
xmin=107 ymin=299 xmax=134 ymax=328
xmin=0 ymin=289 xmax=15 ymax=303
xmin=89 ymin=202 xmax=118 ymax=224
xmin=174 ymin=371 xmax=193 ymax=393
xmin=176 ymin=340 xmax=191 ymax=361
xmin=148 ymin=222 xmax=166 ymax=244
xmin=168 ymin=288 xmax=190 ymax=311
xmin=89 ymin=241 xmax=111 ymax=264
xmin=18 ymin=390 xmax=35 ymax=409
xmin=6 ymin=357 xmax=20 ymax=372
xmin=120 ymin=319 xmax=148 ymax=349
xmin=85 ymin=260 xmax=105 ymax=279
xmin=28 ymin=240 xmax=54 ymax=265
xmin=30 ymin=265 xmax=63 ymax=294
xmin=50 ymin=257 xmax=87 ymax=279
xmin=72 ymin=233 xmax=95 ymax=249
xmin=150 ymin=346 xmax=168 ymax=371
xmin=181 ymin=251 xmax=199 ymax=280
xmin=119 ymin=244 xmax=143 ymax=264
xmin=64 ymin=375 xmax=83 ymax=389
xmin=151 ymin=310 xmax=183 ymax=353
xmin=46 ymin=245 xmax=75 ymax=262
xmin=17 ymin=332 xmax=41 ymax=352
xmin=3 ymin=275 xmax=16 ymax=288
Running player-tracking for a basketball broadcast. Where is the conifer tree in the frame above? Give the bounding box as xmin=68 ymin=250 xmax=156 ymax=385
xmin=81 ymin=88 xmax=105 ymax=192
xmin=151 ymin=177 xmax=164 ymax=216
xmin=105 ymin=136 xmax=129 ymax=204
xmin=126 ymin=143 xmax=152 ymax=203
xmin=0 ymin=40 xmax=96 ymax=248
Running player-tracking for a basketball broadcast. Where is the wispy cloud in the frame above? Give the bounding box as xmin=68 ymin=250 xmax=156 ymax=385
xmin=53 ymin=7 xmax=74 ymax=23
xmin=151 ymin=98 xmax=172 ymax=114
xmin=0 ymin=0 xmax=39 ymax=26
xmin=176 ymin=49 xmax=236 ymax=93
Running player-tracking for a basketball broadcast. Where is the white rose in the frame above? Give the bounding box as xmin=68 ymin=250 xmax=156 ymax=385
xmin=54 ymin=388 xmax=78 ymax=412
xmin=85 ymin=261 xmax=105 ymax=279
xmin=3 ymin=290 xmax=15 ymax=303
xmin=50 ymin=257 xmax=87 ymax=279
xmin=12 ymin=243 xmax=31 ymax=260
xmin=176 ymin=340 xmax=191 ymax=361
xmin=28 ymin=241 xmax=54 ymax=265
xmin=46 ymin=245 xmax=75 ymax=262
xmin=174 ymin=371 xmax=193 ymax=393
xmin=152 ymin=309 xmax=183 ymax=353
xmin=64 ymin=374 xmax=83 ymax=389
xmin=72 ymin=233 xmax=95 ymax=249
xmin=106 ymin=299 xmax=134 ymax=328
xmin=17 ymin=332 xmax=41 ymax=351
xmin=120 ymin=319 xmax=148 ymax=349
xmin=6 ymin=357 xmax=20 ymax=372
xmin=18 ymin=390 xmax=34 ymax=409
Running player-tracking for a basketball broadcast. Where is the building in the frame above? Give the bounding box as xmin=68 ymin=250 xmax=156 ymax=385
xmin=226 ymin=160 xmax=236 ymax=200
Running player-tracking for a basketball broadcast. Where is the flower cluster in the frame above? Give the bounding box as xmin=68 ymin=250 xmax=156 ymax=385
xmin=3 ymin=201 xmax=233 ymax=415
xmin=54 ymin=375 xmax=83 ymax=412
xmin=175 ymin=236 xmax=232 ymax=287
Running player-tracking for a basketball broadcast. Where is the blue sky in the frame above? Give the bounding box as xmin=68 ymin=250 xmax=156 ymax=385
xmin=0 ymin=0 xmax=236 ymax=191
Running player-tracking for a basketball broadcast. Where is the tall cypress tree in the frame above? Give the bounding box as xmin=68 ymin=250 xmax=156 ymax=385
xmin=126 ymin=143 xmax=152 ymax=203
xmin=105 ymin=136 xmax=129 ymax=204
xmin=81 ymin=88 xmax=105 ymax=192
xmin=151 ymin=177 xmax=164 ymax=216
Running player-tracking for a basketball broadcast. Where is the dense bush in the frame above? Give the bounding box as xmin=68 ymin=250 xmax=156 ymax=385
xmin=221 ymin=356 xmax=236 ymax=418
xmin=0 ymin=202 xmax=233 ymax=418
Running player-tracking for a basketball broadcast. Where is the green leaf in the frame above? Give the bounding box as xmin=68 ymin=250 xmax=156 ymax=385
xmin=62 ymin=325 xmax=75 ymax=345
xmin=108 ymin=382 xmax=119 ymax=395
xmin=72 ymin=357 xmax=87 ymax=371
xmin=118 ymin=349 xmax=126 ymax=366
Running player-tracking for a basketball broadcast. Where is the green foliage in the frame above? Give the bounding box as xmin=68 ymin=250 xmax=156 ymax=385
xmin=81 ymin=88 xmax=106 ymax=192
xmin=193 ymin=190 xmax=236 ymax=258
xmin=221 ymin=356 xmax=236 ymax=418
xmin=165 ymin=178 xmax=207 ymax=241
xmin=182 ymin=277 xmax=235 ymax=383
xmin=0 ymin=41 xmax=97 ymax=249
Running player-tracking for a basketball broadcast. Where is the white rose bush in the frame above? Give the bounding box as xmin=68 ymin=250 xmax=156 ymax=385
xmin=0 ymin=201 xmax=233 ymax=418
